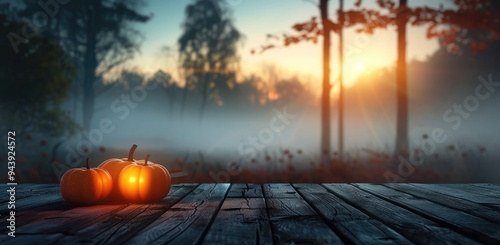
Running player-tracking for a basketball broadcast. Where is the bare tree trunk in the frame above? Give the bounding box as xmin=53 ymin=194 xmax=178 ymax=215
xmin=82 ymin=11 xmax=97 ymax=130
xmin=395 ymin=0 xmax=409 ymax=158
xmin=320 ymin=0 xmax=332 ymax=164
xmin=338 ymin=0 xmax=345 ymax=163
xmin=82 ymin=1 xmax=98 ymax=131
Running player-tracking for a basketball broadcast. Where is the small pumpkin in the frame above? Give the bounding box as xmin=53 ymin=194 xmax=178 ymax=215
xmin=118 ymin=154 xmax=171 ymax=203
xmin=98 ymin=144 xmax=138 ymax=199
xmin=60 ymin=158 xmax=112 ymax=205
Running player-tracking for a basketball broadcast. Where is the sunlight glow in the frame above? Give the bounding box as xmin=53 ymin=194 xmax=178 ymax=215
xmin=354 ymin=63 xmax=366 ymax=74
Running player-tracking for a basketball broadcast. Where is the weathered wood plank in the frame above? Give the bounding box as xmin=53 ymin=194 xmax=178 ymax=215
xmin=0 ymin=202 xmax=73 ymax=229
xmin=441 ymin=184 xmax=500 ymax=197
xmin=2 ymin=183 xmax=499 ymax=244
xmin=1 ymin=185 xmax=67 ymax=229
xmin=266 ymin=198 xmax=317 ymax=217
xmin=1 ymin=204 xmax=127 ymax=245
xmin=0 ymin=186 xmax=63 ymax=214
xmin=470 ymin=183 xmax=500 ymax=193
xmin=226 ymin=184 xmax=263 ymax=198
xmin=412 ymin=184 xmax=500 ymax=209
xmin=324 ymin=184 xmax=478 ymax=244
xmin=264 ymin=184 xmax=344 ymax=244
xmin=129 ymin=183 xmax=231 ymax=245
xmin=262 ymin=184 xmax=301 ymax=198
xmin=57 ymin=184 xmax=198 ymax=244
xmin=0 ymin=184 xmax=59 ymax=204
xmin=357 ymin=184 xmax=500 ymax=244
xmin=385 ymin=183 xmax=500 ymax=224
xmin=293 ymin=184 xmax=411 ymax=245
xmin=0 ymin=233 xmax=64 ymax=245
xmin=10 ymin=185 xmax=189 ymax=238
xmin=202 ymin=196 xmax=273 ymax=245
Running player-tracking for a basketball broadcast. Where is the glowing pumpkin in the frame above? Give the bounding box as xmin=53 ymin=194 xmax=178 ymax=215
xmin=118 ymin=154 xmax=171 ymax=203
xmin=98 ymin=144 xmax=138 ymax=200
xmin=60 ymin=158 xmax=112 ymax=205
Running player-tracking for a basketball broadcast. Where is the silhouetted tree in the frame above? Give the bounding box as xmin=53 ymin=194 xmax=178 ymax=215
xmin=395 ymin=0 xmax=409 ymax=158
xmin=254 ymin=0 xmax=339 ymax=164
xmin=1 ymin=9 xmax=81 ymax=182
xmin=343 ymin=0 xmax=410 ymax=157
xmin=18 ymin=0 xmax=150 ymax=130
xmin=320 ymin=0 xmax=333 ymax=164
xmin=347 ymin=0 xmax=500 ymax=159
xmin=338 ymin=0 xmax=345 ymax=162
xmin=178 ymin=0 xmax=242 ymax=121
xmin=0 ymin=14 xmax=79 ymax=143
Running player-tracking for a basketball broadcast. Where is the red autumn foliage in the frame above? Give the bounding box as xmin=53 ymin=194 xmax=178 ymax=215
xmin=254 ymin=0 xmax=500 ymax=55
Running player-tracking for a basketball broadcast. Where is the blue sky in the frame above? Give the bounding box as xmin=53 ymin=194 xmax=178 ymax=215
xmin=124 ymin=0 xmax=455 ymax=91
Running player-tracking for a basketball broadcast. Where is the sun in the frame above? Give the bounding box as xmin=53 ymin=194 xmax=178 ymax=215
xmin=354 ymin=63 xmax=366 ymax=73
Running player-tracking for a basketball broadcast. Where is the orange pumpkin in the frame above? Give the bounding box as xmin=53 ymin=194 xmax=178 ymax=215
xmin=98 ymin=144 xmax=139 ymax=199
xmin=118 ymin=154 xmax=171 ymax=203
xmin=60 ymin=158 xmax=112 ymax=205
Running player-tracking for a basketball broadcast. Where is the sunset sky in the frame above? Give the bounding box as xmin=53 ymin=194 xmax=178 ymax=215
xmin=126 ymin=0 xmax=456 ymax=92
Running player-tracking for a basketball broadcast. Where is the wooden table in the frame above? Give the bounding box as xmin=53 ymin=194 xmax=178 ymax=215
xmin=1 ymin=183 xmax=500 ymax=244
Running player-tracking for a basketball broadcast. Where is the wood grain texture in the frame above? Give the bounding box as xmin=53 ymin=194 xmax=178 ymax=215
xmin=412 ymin=183 xmax=500 ymax=209
xmin=293 ymin=184 xmax=411 ymax=245
xmin=1 ymin=183 xmax=499 ymax=245
xmin=262 ymin=184 xmax=301 ymax=198
xmin=2 ymin=185 xmax=190 ymax=245
xmin=441 ymin=184 xmax=500 ymax=197
xmin=470 ymin=183 xmax=500 ymax=193
xmin=128 ymin=183 xmax=231 ymax=245
xmin=385 ymin=183 xmax=500 ymax=224
xmin=59 ymin=184 xmax=198 ymax=244
xmin=202 ymin=196 xmax=273 ymax=245
xmin=0 ymin=184 xmax=59 ymax=205
xmin=357 ymin=184 xmax=500 ymax=244
xmin=226 ymin=184 xmax=264 ymax=198
xmin=264 ymin=184 xmax=344 ymax=244
xmin=0 ymin=186 xmax=64 ymax=214
xmin=324 ymin=184 xmax=479 ymax=244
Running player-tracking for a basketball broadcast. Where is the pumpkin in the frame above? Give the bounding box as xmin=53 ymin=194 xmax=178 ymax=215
xmin=98 ymin=144 xmax=139 ymax=199
xmin=118 ymin=154 xmax=171 ymax=203
xmin=60 ymin=158 xmax=112 ymax=205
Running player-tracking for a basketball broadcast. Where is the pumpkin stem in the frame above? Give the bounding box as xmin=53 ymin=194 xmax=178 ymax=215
xmin=86 ymin=158 xmax=90 ymax=169
xmin=128 ymin=144 xmax=138 ymax=161
xmin=143 ymin=154 xmax=150 ymax=166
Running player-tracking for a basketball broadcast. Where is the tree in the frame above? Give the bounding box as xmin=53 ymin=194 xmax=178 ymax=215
xmin=415 ymin=0 xmax=500 ymax=54
xmin=253 ymin=1 xmax=332 ymax=163
xmin=343 ymin=0 xmax=410 ymax=157
xmin=19 ymin=0 xmax=151 ymax=130
xmin=338 ymin=0 xmax=345 ymax=162
xmin=346 ymin=0 xmax=500 ymax=159
xmin=0 ymin=14 xmax=78 ymax=137
xmin=178 ymin=0 xmax=242 ymax=121
xmin=0 ymin=14 xmax=79 ymax=180
xmin=320 ymin=0 xmax=333 ymax=164
xmin=395 ymin=0 xmax=409 ymax=158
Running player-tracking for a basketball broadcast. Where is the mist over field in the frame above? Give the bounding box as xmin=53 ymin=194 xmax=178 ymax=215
xmin=1 ymin=0 xmax=499 ymax=183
